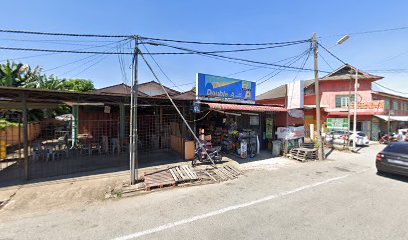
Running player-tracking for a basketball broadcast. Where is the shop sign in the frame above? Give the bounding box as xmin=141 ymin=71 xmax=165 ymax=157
xmin=276 ymin=126 xmax=305 ymax=140
xmin=327 ymin=118 xmax=348 ymax=129
xmin=350 ymin=100 xmax=384 ymax=109
xmin=191 ymin=101 xmax=201 ymax=113
xmin=196 ymin=73 xmax=256 ymax=104
xmin=287 ymin=80 xmax=304 ymax=109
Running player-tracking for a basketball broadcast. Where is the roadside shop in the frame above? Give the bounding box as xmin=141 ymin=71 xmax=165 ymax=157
xmin=193 ymin=73 xmax=286 ymax=159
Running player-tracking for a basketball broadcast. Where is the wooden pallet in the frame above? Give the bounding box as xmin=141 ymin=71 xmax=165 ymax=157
xmin=144 ymin=169 xmax=176 ymax=191
xmin=195 ymin=165 xmax=241 ymax=182
xmin=289 ymin=147 xmax=318 ymax=162
xmin=169 ymin=165 xmax=198 ymax=183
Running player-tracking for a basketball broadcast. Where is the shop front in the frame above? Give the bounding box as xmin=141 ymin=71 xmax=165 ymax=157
xmin=194 ymin=73 xmax=286 ymax=159
xmin=194 ymin=102 xmax=286 ymax=159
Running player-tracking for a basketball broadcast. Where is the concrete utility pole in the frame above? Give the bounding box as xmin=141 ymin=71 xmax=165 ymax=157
xmin=312 ymin=33 xmax=324 ymax=160
xmin=352 ymin=69 xmax=358 ymax=151
xmin=130 ymin=35 xmax=139 ymax=185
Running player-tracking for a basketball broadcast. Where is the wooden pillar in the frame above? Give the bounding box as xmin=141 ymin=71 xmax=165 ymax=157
xmin=21 ymin=93 xmax=29 ymax=180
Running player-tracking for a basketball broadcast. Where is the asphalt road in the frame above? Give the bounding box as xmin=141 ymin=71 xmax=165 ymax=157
xmin=1 ymin=144 xmax=408 ymax=240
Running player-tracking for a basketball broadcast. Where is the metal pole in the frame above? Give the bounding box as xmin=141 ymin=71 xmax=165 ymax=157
xmin=352 ymin=69 xmax=358 ymax=151
xmin=387 ymin=108 xmax=391 ymax=135
xmin=130 ymin=35 xmax=139 ymax=185
xmin=346 ymin=75 xmax=352 ymax=147
xmin=312 ymin=33 xmax=324 ymax=160
xmin=22 ymin=93 xmax=29 ymax=180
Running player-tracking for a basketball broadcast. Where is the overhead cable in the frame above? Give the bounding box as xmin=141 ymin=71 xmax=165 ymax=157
xmin=140 ymin=36 xmax=310 ymax=46
xmin=0 ymin=29 xmax=131 ymax=38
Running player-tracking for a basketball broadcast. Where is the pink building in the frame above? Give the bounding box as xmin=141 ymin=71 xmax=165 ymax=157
xmin=257 ymin=64 xmax=408 ymax=140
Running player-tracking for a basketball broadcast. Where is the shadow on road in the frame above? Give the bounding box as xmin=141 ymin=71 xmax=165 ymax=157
xmin=377 ymin=172 xmax=408 ymax=183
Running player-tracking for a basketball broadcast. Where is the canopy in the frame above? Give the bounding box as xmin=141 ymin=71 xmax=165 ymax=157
xmin=202 ymin=102 xmax=286 ymax=112
xmin=375 ymin=115 xmax=408 ymax=122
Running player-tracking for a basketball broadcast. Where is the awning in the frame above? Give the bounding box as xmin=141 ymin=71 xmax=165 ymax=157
xmin=202 ymin=102 xmax=286 ymax=112
xmin=375 ymin=115 xmax=408 ymax=122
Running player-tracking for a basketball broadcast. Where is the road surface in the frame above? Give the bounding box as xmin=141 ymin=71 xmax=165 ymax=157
xmin=1 ymin=144 xmax=407 ymax=240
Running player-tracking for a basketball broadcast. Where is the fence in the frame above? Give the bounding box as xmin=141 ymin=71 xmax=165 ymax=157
xmin=0 ymin=113 xmax=184 ymax=187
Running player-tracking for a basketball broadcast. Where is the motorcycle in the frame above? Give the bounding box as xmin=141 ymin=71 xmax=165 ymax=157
xmin=379 ymin=134 xmax=398 ymax=144
xmin=191 ymin=145 xmax=222 ymax=167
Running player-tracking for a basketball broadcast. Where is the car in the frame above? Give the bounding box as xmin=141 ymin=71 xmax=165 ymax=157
xmin=376 ymin=141 xmax=408 ymax=177
xmin=324 ymin=130 xmax=369 ymax=146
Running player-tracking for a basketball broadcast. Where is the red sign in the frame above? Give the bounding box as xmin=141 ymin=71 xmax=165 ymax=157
xmin=350 ymin=100 xmax=384 ymax=109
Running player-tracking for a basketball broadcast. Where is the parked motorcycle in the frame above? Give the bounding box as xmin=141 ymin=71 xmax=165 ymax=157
xmin=191 ymin=145 xmax=222 ymax=167
xmin=379 ymin=134 xmax=398 ymax=144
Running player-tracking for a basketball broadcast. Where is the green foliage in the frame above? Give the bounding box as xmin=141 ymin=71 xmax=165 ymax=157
xmin=63 ymin=79 xmax=94 ymax=92
xmin=0 ymin=61 xmax=95 ymax=92
xmin=0 ymin=119 xmax=19 ymax=129
xmin=0 ymin=61 xmax=96 ymax=121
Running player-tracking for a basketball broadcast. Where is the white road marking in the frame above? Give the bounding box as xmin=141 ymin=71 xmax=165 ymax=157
xmin=112 ymin=173 xmax=354 ymax=240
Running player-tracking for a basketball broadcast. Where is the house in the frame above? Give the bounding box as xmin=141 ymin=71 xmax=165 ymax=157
xmin=257 ymin=64 xmax=408 ymax=140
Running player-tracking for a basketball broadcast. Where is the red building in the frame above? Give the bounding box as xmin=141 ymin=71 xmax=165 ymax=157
xmin=257 ymin=64 xmax=408 ymax=140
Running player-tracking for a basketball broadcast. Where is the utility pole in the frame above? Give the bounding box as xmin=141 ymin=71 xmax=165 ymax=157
xmin=352 ymin=69 xmax=358 ymax=151
xmin=130 ymin=35 xmax=139 ymax=185
xmin=312 ymin=33 xmax=324 ymax=160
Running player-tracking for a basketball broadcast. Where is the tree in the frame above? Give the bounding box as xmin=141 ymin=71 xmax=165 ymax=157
xmin=0 ymin=61 xmax=25 ymax=87
xmin=63 ymin=79 xmax=94 ymax=92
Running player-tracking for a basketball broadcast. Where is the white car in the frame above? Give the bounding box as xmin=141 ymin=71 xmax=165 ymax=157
xmin=324 ymin=130 xmax=369 ymax=146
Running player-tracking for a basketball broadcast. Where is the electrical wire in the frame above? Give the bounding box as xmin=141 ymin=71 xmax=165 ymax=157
xmin=0 ymin=29 xmax=131 ymax=38
xmin=137 ymin=48 xmax=216 ymax=166
xmin=318 ymin=51 xmax=334 ymax=71
xmin=0 ymin=39 xmax=131 ymax=62
xmin=148 ymin=40 xmax=323 ymax=73
xmin=317 ymin=42 xmax=347 ymax=65
xmin=256 ymin=48 xmax=313 ymax=85
xmin=322 ymin=26 xmax=408 ymax=38
xmin=140 ymin=36 xmax=310 ymax=46
xmin=255 ymin=48 xmax=311 ymax=82
xmin=373 ymin=81 xmax=408 ymax=95
xmin=140 ymin=43 xmax=184 ymax=92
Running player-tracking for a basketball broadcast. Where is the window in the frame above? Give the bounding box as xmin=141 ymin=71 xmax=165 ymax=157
xmin=335 ymin=94 xmax=355 ymax=108
xmin=372 ymin=95 xmax=379 ymax=100
xmin=383 ymin=98 xmax=390 ymax=109
xmin=393 ymin=100 xmax=399 ymax=110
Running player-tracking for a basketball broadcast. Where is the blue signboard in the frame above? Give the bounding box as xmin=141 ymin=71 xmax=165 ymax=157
xmin=196 ymin=73 xmax=256 ymax=104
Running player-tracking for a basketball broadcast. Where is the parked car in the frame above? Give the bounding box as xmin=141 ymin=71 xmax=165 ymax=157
xmin=324 ymin=130 xmax=369 ymax=146
xmin=376 ymin=142 xmax=408 ymax=177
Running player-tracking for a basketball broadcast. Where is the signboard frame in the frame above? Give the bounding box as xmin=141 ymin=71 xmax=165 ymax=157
xmin=196 ymin=73 xmax=256 ymax=104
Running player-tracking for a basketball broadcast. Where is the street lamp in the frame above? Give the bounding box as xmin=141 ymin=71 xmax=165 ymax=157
xmin=335 ymin=35 xmax=359 ymax=151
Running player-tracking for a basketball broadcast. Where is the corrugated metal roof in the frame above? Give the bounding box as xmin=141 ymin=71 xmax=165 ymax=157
xmin=203 ymin=102 xmax=286 ymax=112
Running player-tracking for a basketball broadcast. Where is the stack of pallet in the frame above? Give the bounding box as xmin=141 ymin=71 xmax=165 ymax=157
xmin=288 ymin=147 xmax=318 ymax=162
xmin=169 ymin=165 xmax=198 ymax=183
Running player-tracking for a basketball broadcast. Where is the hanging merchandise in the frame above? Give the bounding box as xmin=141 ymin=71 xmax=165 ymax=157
xmin=240 ymin=139 xmax=248 ymax=158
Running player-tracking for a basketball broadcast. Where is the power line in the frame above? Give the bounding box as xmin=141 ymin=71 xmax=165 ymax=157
xmin=140 ymin=43 xmax=184 ymax=92
xmin=140 ymin=36 xmax=310 ymax=46
xmin=148 ymin=40 xmax=324 ymax=73
xmin=255 ymin=48 xmax=312 ymax=82
xmin=318 ymin=51 xmax=334 ymax=70
xmin=317 ymin=42 xmax=347 ymax=65
xmin=42 ymin=40 xmax=131 ymax=72
xmin=257 ymin=48 xmax=313 ymax=85
xmin=323 ymin=26 xmax=408 ymax=38
xmin=0 ymin=29 xmax=131 ymax=38
xmin=0 ymin=41 xmax=309 ymax=56
xmin=0 ymin=46 xmax=134 ymax=55
xmin=373 ymin=81 xmax=408 ymax=95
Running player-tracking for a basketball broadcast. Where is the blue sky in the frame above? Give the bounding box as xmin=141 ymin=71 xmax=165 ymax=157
xmin=1 ymin=0 xmax=408 ymax=95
